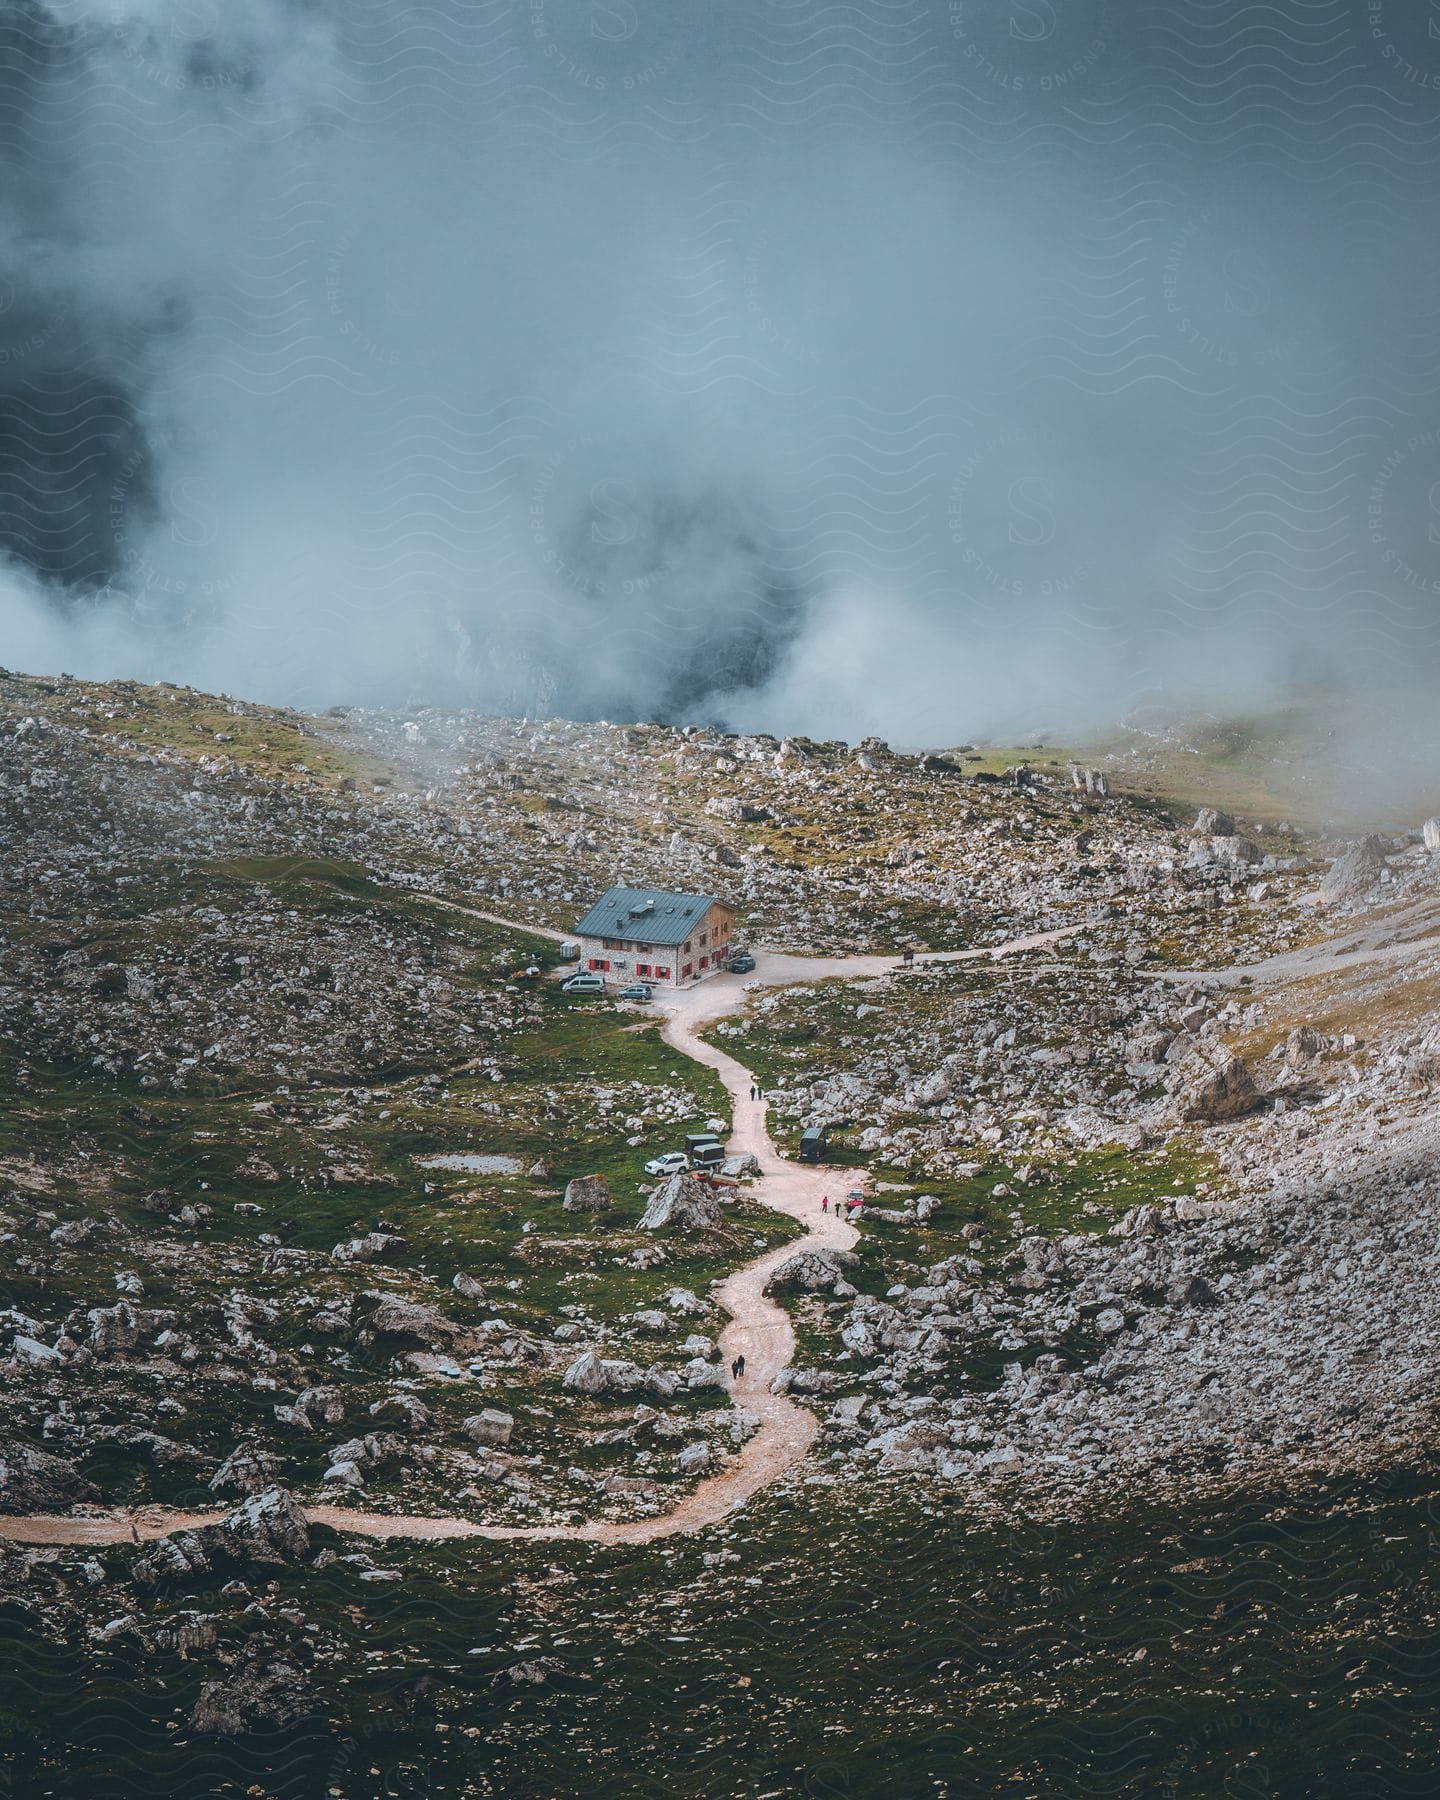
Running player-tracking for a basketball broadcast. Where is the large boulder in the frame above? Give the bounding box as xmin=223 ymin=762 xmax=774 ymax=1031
xmin=1423 ymin=817 xmax=1440 ymax=854
xmin=684 ymin=1358 xmax=728 ymax=1391
xmin=137 ymin=1487 xmax=309 ymax=1588
xmin=86 ymin=1301 xmax=140 ymax=1356
xmin=331 ymin=1231 xmax=406 ymax=1264
xmin=291 ymin=1385 xmax=345 ymax=1428
xmin=208 ymin=1443 xmax=287 ymax=1496
xmin=191 ymin=1646 xmax=314 ymax=1736
xmin=912 ymin=1069 xmax=953 ymax=1109
xmin=207 ymin=1485 xmax=310 ymax=1567
xmin=1284 ymin=1025 xmax=1325 ymax=1069
xmin=1167 ymin=1045 xmax=1262 ymax=1123
xmin=326 ymin=1433 xmax=408 ymax=1477
xmin=1187 ymin=834 xmax=1261 ymax=869
xmin=0 ymin=1443 xmax=97 ymax=1513
xmin=463 ymin=1409 xmax=514 ymax=1447
xmin=561 ymin=1350 xmax=646 ymax=1395
xmin=768 ymin=1248 xmax=858 ymax=1294
xmin=563 ymin=1174 xmax=611 ymax=1214
xmin=358 ymin=1295 xmax=456 ymax=1348
xmin=638 ymin=1173 xmax=721 ymax=1233
xmin=368 ymin=1392 xmax=433 ymax=1432
xmin=1192 ymin=807 xmax=1234 ymax=836
xmin=1320 ymin=835 xmax=1387 ymax=906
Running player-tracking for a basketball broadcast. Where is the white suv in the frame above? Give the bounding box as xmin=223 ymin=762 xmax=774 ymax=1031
xmin=644 ymin=1151 xmax=690 ymax=1177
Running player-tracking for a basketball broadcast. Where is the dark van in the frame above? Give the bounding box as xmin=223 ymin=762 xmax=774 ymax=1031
xmin=798 ymin=1126 xmax=828 ymax=1163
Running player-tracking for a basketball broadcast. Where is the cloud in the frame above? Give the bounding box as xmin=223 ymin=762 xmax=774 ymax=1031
xmin=1 ymin=0 xmax=1439 ymax=754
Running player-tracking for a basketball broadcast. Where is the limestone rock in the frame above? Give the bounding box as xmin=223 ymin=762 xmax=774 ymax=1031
xmin=327 ymin=1432 xmax=408 ymax=1476
xmin=0 ymin=1443 xmax=97 ymax=1514
xmin=331 ymin=1231 xmax=406 ymax=1264
xmin=191 ymin=1648 xmax=314 ymax=1736
xmin=208 ymin=1485 xmax=310 ymax=1568
xmin=209 ymin=1444 xmax=286 ymax=1496
xmin=359 ymin=1296 xmax=456 ymax=1347
xmin=676 ymin=1441 xmax=711 ymax=1475
xmin=563 ymin=1173 xmax=611 ymax=1213
xmin=638 ymin=1172 xmax=720 ymax=1233
xmin=463 ymin=1409 xmax=514 ymax=1447
xmin=368 ymin=1392 xmax=433 ymax=1431
xmin=1320 ymin=836 xmax=1387 ymax=905
xmin=768 ymin=1247 xmax=858 ymax=1294
xmin=292 ymin=1385 xmax=345 ymax=1427
xmin=86 ymin=1301 xmax=139 ymax=1356
xmin=561 ymin=1350 xmax=646 ymax=1395
xmin=1168 ymin=1044 xmax=1262 ymax=1123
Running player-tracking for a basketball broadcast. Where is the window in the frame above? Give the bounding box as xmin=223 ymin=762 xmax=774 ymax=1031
xmin=637 ymin=963 xmax=650 ymax=977
xmin=589 ymin=958 xmax=610 ymax=972
xmin=682 ymin=940 xmax=691 ymax=954
xmin=699 ymin=931 xmax=708 ymax=946
xmin=699 ymin=955 xmax=709 ymax=970
xmin=681 ymin=963 xmax=692 ymax=979
xmin=655 ymin=966 xmax=670 ymax=979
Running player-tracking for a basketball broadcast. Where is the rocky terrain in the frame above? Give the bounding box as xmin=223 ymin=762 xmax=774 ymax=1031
xmin=732 ymin=826 xmax=1440 ymax=1506
xmin=3 ymin=667 xmax=1440 ymax=1796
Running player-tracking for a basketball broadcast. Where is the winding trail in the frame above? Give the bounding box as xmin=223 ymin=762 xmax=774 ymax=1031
xmin=1150 ymin=896 xmax=1440 ymax=989
xmin=0 ymin=924 xmax=1081 ymax=1550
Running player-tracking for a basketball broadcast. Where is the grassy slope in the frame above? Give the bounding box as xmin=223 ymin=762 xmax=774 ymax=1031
xmin=3 ymin=1464 xmax=1438 ymax=1798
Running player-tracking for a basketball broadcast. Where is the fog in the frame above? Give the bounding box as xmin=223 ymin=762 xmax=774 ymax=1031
xmin=3 ymin=0 xmax=1440 ymax=748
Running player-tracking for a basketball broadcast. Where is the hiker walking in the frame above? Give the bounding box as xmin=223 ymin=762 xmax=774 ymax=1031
xmin=822 ymin=1194 xmax=829 ymax=1213
xmin=730 ymin=1354 xmax=746 ymax=1380
xmin=749 ymin=1083 xmax=757 ymax=1101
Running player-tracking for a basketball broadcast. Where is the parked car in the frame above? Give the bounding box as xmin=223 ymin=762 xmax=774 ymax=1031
xmin=726 ymin=951 xmax=756 ymax=973
xmin=798 ymin=1125 xmax=829 ymax=1163
xmin=644 ymin=1150 xmax=690 ymax=1177
xmin=618 ymin=982 xmax=653 ymax=1001
xmin=561 ymin=971 xmax=605 ymax=994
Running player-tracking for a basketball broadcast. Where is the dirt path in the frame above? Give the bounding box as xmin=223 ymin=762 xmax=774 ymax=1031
xmin=0 ymin=922 xmax=1082 ymax=1551
xmin=1151 ymin=898 xmax=1440 ymax=989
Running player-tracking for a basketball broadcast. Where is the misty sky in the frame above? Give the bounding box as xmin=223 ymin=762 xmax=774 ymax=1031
xmin=2 ymin=0 xmax=1440 ymax=742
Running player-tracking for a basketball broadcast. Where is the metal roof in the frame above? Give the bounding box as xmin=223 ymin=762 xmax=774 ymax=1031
xmin=573 ymin=886 xmax=725 ymax=947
